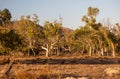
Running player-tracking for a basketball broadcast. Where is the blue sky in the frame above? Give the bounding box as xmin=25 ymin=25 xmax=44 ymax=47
xmin=0 ymin=0 xmax=120 ymax=29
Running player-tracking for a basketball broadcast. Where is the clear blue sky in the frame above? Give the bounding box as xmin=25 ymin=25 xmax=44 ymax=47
xmin=0 ymin=0 xmax=120 ymax=29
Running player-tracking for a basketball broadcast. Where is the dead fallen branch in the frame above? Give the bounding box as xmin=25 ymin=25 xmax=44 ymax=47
xmin=0 ymin=59 xmax=14 ymax=78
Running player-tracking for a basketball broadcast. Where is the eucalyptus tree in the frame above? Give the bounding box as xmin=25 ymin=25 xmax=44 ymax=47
xmin=60 ymin=27 xmax=74 ymax=53
xmin=82 ymin=7 xmax=101 ymax=30
xmin=0 ymin=8 xmax=11 ymax=26
xmin=81 ymin=6 xmax=117 ymax=57
xmin=74 ymin=26 xmax=95 ymax=56
xmin=78 ymin=7 xmax=101 ymax=56
xmin=114 ymin=23 xmax=120 ymax=54
xmin=0 ymin=26 xmax=23 ymax=55
xmin=42 ymin=21 xmax=63 ymax=57
xmin=109 ymin=23 xmax=120 ymax=56
xmin=115 ymin=25 xmax=120 ymax=55
xmin=100 ymin=26 xmax=116 ymax=57
xmin=74 ymin=6 xmax=116 ymax=57
xmin=14 ymin=15 xmax=40 ymax=56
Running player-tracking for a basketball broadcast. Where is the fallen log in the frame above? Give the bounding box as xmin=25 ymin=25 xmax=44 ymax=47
xmin=0 ymin=59 xmax=14 ymax=78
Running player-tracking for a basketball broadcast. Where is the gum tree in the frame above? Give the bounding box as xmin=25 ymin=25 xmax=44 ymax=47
xmin=0 ymin=8 xmax=11 ymax=26
xmin=42 ymin=21 xmax=63 ymax=57
xmin=14 ymin=15 xmax=40 ymax=56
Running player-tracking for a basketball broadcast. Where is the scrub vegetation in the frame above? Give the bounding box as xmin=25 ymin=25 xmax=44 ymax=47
xmin=0 ymin=7 xmax=120 ymax=79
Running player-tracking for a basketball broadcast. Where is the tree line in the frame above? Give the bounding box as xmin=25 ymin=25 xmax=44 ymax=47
xmin=0 ymin=7 xmax=120 ymax=57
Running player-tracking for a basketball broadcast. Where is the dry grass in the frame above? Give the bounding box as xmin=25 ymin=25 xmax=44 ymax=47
xmin=104 ymin=67 xmax=120 ymax=77
xmin=64 ymin=77 xmax=88 ymax=79
xmin=0 ymin=56 xmax=10 ymax=64
xmin=7 ymin=64 xmax=120 ymax=79
xmin=1 ymin=56 xmax=120 ymax=79
xmin=13 ymin=64 xmax=62 ymax=79
xmin=15 ymin=69 xmax=33 ymax=79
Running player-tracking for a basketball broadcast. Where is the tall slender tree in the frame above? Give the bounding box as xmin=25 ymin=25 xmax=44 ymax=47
xmin=42 ymin=21 xmax=63 ymax=57
xmin=14 ymin=15 xmax=40 ymax=56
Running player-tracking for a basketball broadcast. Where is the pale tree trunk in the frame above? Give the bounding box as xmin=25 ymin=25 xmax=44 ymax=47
xmin=57 ymin=47 xmax=59 ymax=56
xmin=50 ymin=42 xmax=58 ymax=55
xmin=111 ymin=41 xmax=115 ymax=58
xmin=104 ymin=47 xmax=107 ymax=56
xmin=41 ymin=44 xmax=49 ymax=57
xmin=28 ymin=40 xmax=31 ymax=56
xmin=28 ymin=40 xmax=35 ymax=56
xmin=87 ymin=41 xmax=92 ymax=56
xmin=31 ymin=47 xmax=36 ymax=56
xmin=41 ymin=42 xmax=58 ymax=57
xmin=100 ymin=48 xmax=104 ymax=56
xmin=68 ymin=46 xmax=71 ymax=53
xmin=89 ymin=46 xmax=92 ymax=56
xmin=84 ymin=39 xmax=91 ymax=56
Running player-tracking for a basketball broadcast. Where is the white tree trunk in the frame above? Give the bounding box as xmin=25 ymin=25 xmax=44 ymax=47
xmin=29 ymin=40 xmax=35 ymax=56
xmin=56 ymin=47 xmax=59 ymax=56
xmin=111 ymin=42 xmax=115 ymax=58
xmin=101 ymin=48 xmax=104 ymax=56
xmin=89 ymin=46 xmax=92 ymax=56
xmin=41 ymin=44 xmax=49 ymax=57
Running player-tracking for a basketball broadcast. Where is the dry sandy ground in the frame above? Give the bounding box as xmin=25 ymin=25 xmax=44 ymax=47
xmin=0 ymin=56 xmax=120 ymax=79
xmin=0 ymin=64 xmax=119 ymax=79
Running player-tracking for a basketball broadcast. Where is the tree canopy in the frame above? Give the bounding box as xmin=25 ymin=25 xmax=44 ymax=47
xmin=0 ymin=7 xmax=120 ymax=57
xmin=0 ymin=8 xmax=11 ymax=26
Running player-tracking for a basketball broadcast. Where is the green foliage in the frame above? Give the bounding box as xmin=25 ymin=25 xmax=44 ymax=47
xmin=74 ymin=26 xmax=92 ymax=39
xmin=82 ymin=7 xmax=101 ymax=30
xmin=0 ymin=8 xmax=11 ymax=26
xmin=14 ymin=15 xmax=42 ymax=55
xmin=73 ymin=7 xmax=117 ymax=57
xmin=87 ymin=7 xmax=99 ymax=17
xmin=0 ymin=7 xmax=120 ymax=57
xmin=43 ymin=21 xmax=62 ymax=45
xmin=0 ymin=27 xmax=24 ymax=55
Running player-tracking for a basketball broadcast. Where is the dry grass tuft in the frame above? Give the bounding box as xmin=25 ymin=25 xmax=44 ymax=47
xmin=0 ymin=57 xmax=10 ymax=64
xmin=104 ymin=67 xmax=120 ymax=77
xmin=14 ymin=64 xmax=62 ymax=79
xmin=15 ymin=69 xmax=34 ymax=79
xmin=64 ymin=77 xmax=76 ymax=79
xmin=64 ymin=77 xmax=88 ymax=79
xmin=37 ymin=67 xmax=62 ymax=79
xmin=78 ymin=77 xmax=89 ymax=79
